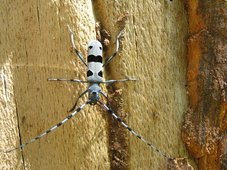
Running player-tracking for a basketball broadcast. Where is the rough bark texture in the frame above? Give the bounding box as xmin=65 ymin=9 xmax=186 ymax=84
xmin=0 ymin=0 xmax=190 ymax=169
xmin=182 ymin=0 xmax=227 ymax=170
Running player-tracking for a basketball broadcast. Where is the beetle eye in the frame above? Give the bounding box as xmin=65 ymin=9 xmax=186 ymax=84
xmin=99 ymin=47 xmax=102 ymax=50
xmin=89 ymin=46 xmax=93 ymax=49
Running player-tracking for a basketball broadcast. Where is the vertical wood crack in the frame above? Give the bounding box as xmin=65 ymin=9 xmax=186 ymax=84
xmin=13 ymin=85 xmax=26 ymax=170
xmin=90 ymin=1 xmax=129 ymax=169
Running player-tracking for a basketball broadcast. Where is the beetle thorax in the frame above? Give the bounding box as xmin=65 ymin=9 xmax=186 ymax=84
xmin=88 ymin=83 xmax=101 ymax=104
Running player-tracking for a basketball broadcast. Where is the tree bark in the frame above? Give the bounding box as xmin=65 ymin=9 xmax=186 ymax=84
xmin=0 ymin=0 xmax=190 ymax=169
xmin=182 ymin=0 xmax=227 ymax=170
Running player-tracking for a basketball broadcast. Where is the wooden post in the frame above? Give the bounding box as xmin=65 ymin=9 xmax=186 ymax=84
xmin=0 ymin=0 xmax=192 ymax=169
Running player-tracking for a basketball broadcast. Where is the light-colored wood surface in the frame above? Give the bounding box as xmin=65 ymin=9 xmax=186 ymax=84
xmin=0 ymin=0 xmax=190 ymax=169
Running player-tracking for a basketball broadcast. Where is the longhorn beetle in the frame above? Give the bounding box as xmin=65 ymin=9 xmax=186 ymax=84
xmin=3 ymin=25 xmax=173 ymax=161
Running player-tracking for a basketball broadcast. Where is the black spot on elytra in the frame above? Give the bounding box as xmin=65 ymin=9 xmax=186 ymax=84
xmin=98 ymin=71 xmax=103 ymax=77
xmin=87 ymin=55 xmax=102 ymax=63
xmin=87 ymin=70 xmax=93 ymax=77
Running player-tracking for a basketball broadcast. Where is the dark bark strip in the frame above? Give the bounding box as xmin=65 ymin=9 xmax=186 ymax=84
xmin=182 ymin=1 xmax=227 ymax=169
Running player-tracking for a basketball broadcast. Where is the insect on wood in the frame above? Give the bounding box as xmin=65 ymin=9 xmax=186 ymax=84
xmin=2 ymin=25 xmax=174 ymax=161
